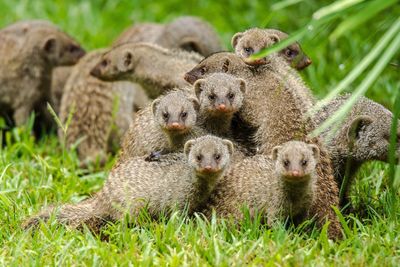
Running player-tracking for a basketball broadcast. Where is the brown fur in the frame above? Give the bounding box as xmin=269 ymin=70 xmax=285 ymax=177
xmin=22 ymin=136 xmax=234 ymax=232
xmin=232 ymin=28 xmax=312 ymax=70
xmin=59 ymin=50 xmax=141 ymax=166
xmin=119 ymin=90 xmax=207 ymax=160
xmin=206 ymin=141 xmax=320 ymax=228
xmin=185 ymin=52 xmax=342 ymax=239
xmin=90 ymin=43 xmax=203 ymax=98
xmin=0 ymin=20 xmax=85 ymax=126
xmin=113 ymin=16 xmax=223 ymax=57
xmin=315 ymin=94 xmax=400 ymax=204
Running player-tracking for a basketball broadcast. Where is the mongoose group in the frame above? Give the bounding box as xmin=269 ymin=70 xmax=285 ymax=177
xmin=1 ymin=17 xmax=398 ymax=241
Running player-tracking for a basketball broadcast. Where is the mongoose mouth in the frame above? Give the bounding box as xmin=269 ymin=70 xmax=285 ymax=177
xmin=243 ymin=57 xmax=268 ymax=66
xmin=282 ymin=171 xmax=309 ymax=182
xmin=197 ymin=167 xmax=221 ymax=174
xmin=165 ymin=124 xmax=188 ymax=133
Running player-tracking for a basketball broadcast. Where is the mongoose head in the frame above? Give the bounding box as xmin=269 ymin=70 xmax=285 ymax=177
xmin=159 ymin=16 xmax=223 ymax=57
xmin=345 ymin=115 xmax=400 ymax=162
xmin=232 ymin=28 xmax=312 ymax=70
xmin=272 ymin=141 xmax=320 ymax=182
xmin=152 ymin=91 xmax=199 ymax=134
xmin=194 ymin=73 xmax=246 ymax=116
xmin=90 ymin=43 xmax=136 ymax=81
xmin=32 ymin=27 xmax=85 ymax=66
xmin=184 ymin=135 xmax=233 ymax=176
xmin=184 ymin=52 xmax=249 ymax=84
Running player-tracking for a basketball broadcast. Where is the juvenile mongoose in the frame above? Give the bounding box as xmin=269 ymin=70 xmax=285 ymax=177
xmin=205 ymin=141 xmax=321 ymax=232
xmin=0 ymin=20 xmax=85 ymax=126
xmin=23 ymin=135 xmax=234 ymax=232
xmin=314 ymin=94 xmax=400 ymax=203
xmin=119 ymin=90 xmax=207 ymax=160
xmin=90 ymin=43 xmax=203 ymax=98
xmin=59 ymin=50 xmax=140 ymax=166
xmin=194 ymin=73 xmax=246 ymax=138
xmin=184 ymin=52 xmax=342 ymax=239
xmin=113 ymin=16 xmax=223 ymax=57
xmin=232 ymin=28 xmax=312 ymax=70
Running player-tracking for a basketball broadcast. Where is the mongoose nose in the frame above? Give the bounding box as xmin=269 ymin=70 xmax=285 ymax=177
xmin=167 ymin=122 xmax=185 ymax=131
xmin=201 ymin=165 xmax=218 ymax=173
xmin=291 ymin=170 xmax=301 ymax=177
xmin=184 ymin=72 xmax=197 ymax=84
xmin=216 ymin=104 xmax=227 ymax=111
xmin=305 ymin=58 xmax=312 ymax=66
xmin=244 ymin=57 xmax=267 ymax=66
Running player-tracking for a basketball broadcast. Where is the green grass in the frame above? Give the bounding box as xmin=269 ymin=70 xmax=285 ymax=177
xmin=1 ymin=0 xmax=399 ymax=265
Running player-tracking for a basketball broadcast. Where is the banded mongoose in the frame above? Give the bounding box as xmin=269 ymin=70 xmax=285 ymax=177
xmin=194 ymin=73 xmax=246 ymax=138
xmin=113 ymin=16 xmax=223 ymax=57
xmin=59 ymin=50 xmax=140 ymax=166
xmin=314 ymin=94 xmax=400 ymax=203
xmin=205 ymin=141 xmax=322 ymax=233
xmin=232 ymin=28 xmax=312 ymax=70
xmin=90 ymin=43 xmax=203 ymax=98
xmin=22 ymin=135 xmax=234 ymax=232
xmin=0 ymin=20 xmax=85 ymax=126
xmin=184 ymin=52 xmax=342 ymax=239
xmin=119 ymin=90 xmax=207 ymax=160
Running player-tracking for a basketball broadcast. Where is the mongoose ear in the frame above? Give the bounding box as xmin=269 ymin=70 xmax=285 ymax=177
xmin=271 ymin=145 xmax=282 ymax=160
xmin=189 ymin=97 xmax=200 ymax=112
xmin=347 ymin=115 xmax=374 ymax=142
xmin=222 ymin=58 xmax=230 ymax=73
xmin=308 ymin=144 xmax=320 ymax=162
xmin=222 ymin=139 xmax=234 ymax=156
xmin=231 ymin=32 xmax=244 ymax=49
xmin=238 ymin=79 xmax=247 ymax=94
xmin=269 ymin=34 xmax=281 ymax=44
xmin=184 ymin=140 xmax=195 ymax=157
xmin=43 ymin=37 xmax=57 ymax=54
xmin=151 ymin=99 xmax=161 ymax=116
xmin=180 ymin=37 xmax=202 ymax=54
xmin=194 ymin=79 xmax=205 ymax=100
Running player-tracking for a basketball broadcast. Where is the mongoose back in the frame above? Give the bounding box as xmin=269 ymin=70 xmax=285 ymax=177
xmin=185 ymin=52 xmax=342 ymax=239
xmin=113 ymin=16 xmax=223 ymax=57
xmin=0 ymin=20 xmax=85 ymax=126
xmin=232 ymin=27 xmax=312 ymax=70
xmin=205 ymin=141 xmax=322 ymax=232
xmin=23 ymin=136 xmax=234 ymax=232
xmin=314 ymin=94 xmax=400 ymax=203
xmin=194 ymin=73 xmax=246 ymax=138
xmin=59 ymin=49 xmax=140 ymax=166
xmin=119 ymin=90 xmax=207 ymax=160
xmin=90 ymin=43 xmax=203 ymax=98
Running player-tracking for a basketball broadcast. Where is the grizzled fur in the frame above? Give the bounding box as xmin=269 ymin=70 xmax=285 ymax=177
xmin=22 ymin=136 xmax=233 ymax=232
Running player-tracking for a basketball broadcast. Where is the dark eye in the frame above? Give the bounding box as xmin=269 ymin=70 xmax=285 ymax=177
xmin=301 ymin=160 xmax=308 ymax=166
xmin=200 ymin=67 xmax=206 ymax=75
xmin=181 ymin=111 xmax=188 ymax=118
xmin=285 ymin=49 xmax=298 ymax=58
xmin=283 ymin=160 xmax=290 ymax=167
xmin=196 ymin=155 xmax=202 ymax=161
xmin=214 ymin=154 xmax=221 ymax=160
xmin=162 ymin=112 xmax=169 ymax=119
xmin=208 ymin=94 xmax=216 ymax=101
xmin=101 ymin=59 xmax=108 ymax=67
xmin=244 ymin=47 xmax=254 ymax=55
xmin=227 ymin=93 xmax=235 ymax=99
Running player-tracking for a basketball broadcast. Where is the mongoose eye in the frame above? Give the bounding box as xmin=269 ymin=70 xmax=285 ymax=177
xmin=196 ymin=155 xmax=202 ymax=161
xmin=200 ymin=67 xmax=207 ymax=75
xmin=301 ymin=159 xmax=308 ymax=166
xmin=214 ymin=154 xmax=221 ymax=160
xmin=101 ymin=59 xmax=108 ymax=67
xmin=285 ymin=49 xmax=298 ymax=58
xmin=162 ymin=112 xmax=169 ymax=119
xmin=227 ymin=93 xmax=235 ymax=100
xmin=181 ymin=111 xmax=188 ymax=118
xmin=208 ymin=94 xmax=216 ymax=101
xmin=283 ymin=160 xmax=290 ymax=167
xmin=244 ymin=47 xmax=254 ymax=55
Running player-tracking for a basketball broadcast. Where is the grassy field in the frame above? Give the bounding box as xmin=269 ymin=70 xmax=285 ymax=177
xmin=1 ymin=0 xmax=399 ymax=265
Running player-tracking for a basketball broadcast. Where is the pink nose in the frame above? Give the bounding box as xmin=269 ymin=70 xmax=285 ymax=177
xmin=291 ymin=170 xmax=300 ymax=177
xmin=171 ymin=122 xmax=180 ymax=128
xmin=217 ymin=104 xmax=226 ymax=111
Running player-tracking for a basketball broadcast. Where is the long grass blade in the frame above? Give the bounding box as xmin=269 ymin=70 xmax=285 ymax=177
xmin=313 ymin=0 xmax=364 ymax=20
